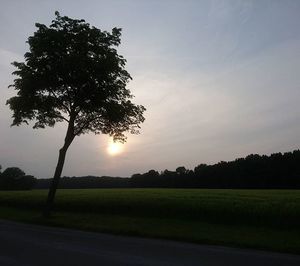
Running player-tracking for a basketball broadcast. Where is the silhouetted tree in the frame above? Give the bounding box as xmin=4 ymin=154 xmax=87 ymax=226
xmin=2 ymin=167 xmax=25 ymax=178
xmin=0 ymin=167 xmax=36 ymax=190
xmin=176 ymin=166 xmax=187 ymax=175
xmin=7 ymin=12 xmax=145 ymax=216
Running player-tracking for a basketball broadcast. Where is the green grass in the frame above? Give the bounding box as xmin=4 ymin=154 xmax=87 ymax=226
xmin=0 ymin=189 xmax=300 ymax=254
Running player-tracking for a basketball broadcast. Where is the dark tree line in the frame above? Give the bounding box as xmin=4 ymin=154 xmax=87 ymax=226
xmin=36 ymin=176 xmax=130 ymax=189
xmin=35 ymin=150 xmax=300 ymax=189
xmin=0 ymin=166 xmax=36 ymax=190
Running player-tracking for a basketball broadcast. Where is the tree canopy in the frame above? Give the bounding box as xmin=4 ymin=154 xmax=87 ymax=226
xmin=7 ymin=11 xmax=145 ymax=142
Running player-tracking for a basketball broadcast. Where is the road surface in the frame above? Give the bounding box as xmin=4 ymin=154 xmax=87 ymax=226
xmin=0 ymin=219 xmax=299 ymax=266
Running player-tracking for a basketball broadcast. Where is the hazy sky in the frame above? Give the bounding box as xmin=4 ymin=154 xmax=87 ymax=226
xmin=1 ymin=0 xmax=300 ymax=178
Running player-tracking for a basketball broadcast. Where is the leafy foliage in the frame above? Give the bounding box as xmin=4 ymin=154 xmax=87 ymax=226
xmin=7 ymin=11 xmax=145 ymax=141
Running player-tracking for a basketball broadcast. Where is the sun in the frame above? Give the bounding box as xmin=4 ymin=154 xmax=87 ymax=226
xmin=107 ymin=141 xmax=124 ymax=156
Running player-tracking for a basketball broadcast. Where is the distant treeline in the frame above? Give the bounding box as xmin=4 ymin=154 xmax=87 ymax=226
xmin=36 ymin=176 xmax=130 ymax=189
xmin=35 ymin=150 xmax=300 ymax=189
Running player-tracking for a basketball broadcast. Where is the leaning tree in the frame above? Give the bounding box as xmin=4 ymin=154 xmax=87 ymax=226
xmin=7 ymin=12 xmax=146 ymax=217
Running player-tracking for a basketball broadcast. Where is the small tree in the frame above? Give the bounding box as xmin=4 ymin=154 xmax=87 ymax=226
xmin=176 ymin=166 xmax=187 ymax=175
xmin=0 ymin=167 xmax=25 ymax=190
xmin=7 ymin=12 xmax=145 ymax=217
xmin=0 ymin=167 xmax=36 ymax=190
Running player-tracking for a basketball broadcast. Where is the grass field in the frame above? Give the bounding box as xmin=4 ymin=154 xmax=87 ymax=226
xmin=0 ymin=188 xmax=300 ymax=254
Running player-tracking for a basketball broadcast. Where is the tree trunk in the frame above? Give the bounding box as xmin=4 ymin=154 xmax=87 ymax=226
xmin=43 ymin=117 xmax=75 ymax=218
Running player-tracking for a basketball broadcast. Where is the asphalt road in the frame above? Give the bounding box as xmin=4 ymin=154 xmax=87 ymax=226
xmin=0 ymin=220 xmax=300 ymax=266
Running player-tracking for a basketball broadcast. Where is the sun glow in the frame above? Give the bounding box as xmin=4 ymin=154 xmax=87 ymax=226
xmin=107 ymin=141 xmax=124 ymax=156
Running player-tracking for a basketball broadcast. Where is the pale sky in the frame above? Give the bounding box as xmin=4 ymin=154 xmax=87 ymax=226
xmin=0 ymin=0 xmax=300 ymax=178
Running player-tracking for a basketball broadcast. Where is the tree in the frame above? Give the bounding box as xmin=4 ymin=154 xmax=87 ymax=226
xmin=0 ymin=167 xmax=25 ymax=190
xmin=0 ymin=167 xmax=36 ymax=190
xmin=7 ymin=12 xmax=146 ymax=216
xmin=175 ymin=166 xmax=187 ymax=175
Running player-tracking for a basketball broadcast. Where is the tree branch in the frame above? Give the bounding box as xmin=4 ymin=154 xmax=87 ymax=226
xmin=48 ymin=88 xmax=71 ymax=115
xmin=74 ymin=116 xmax=99 ymax=135
xmin=57 ymin=115 xmax=69 ymax=122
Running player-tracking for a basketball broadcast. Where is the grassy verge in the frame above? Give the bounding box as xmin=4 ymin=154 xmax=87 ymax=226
xmin=0 ymin=189 xmax=300 ymax=254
